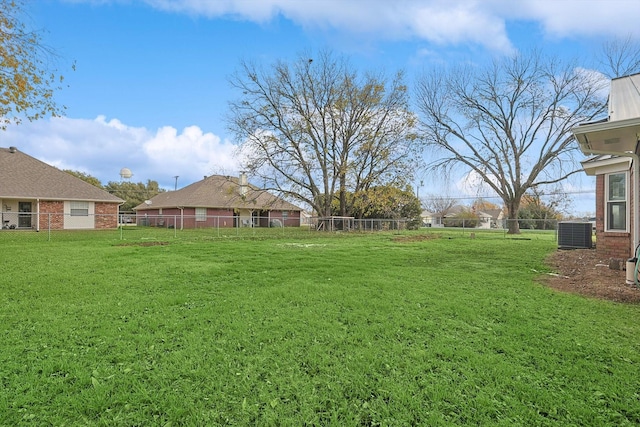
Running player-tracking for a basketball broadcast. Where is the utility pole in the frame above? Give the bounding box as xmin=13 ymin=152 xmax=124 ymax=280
xmin=173 ymin=176 xmax=179 ymax=191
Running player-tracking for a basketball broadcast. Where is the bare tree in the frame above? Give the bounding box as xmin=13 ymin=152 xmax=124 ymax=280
xmin=227 ymin=50 xmax=418 ymax=217
xmin=599 ymin=36 xmax=640 ymax=79
xmin=422 ymin=193 xmax=457 ymax=225
xmin=415 ymin=51 xmax=607 ymax=233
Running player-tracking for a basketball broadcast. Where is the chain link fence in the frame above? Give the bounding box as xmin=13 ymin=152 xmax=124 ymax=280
xmin=423 ymin=216 xmax=563 ymax=231
xmin=0 ymin=212 xmax=565 ymax=242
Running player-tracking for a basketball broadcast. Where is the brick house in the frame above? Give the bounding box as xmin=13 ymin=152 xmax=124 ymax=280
xmin=573 ymin=73 xmax=640 ymax=262
xmin=580 ymin=155 xmax=633 ymax=261
xmin=0 ymin=146 xmax=124 ymax=230
xmin=133 ymin=172 xmax=302 ymax=228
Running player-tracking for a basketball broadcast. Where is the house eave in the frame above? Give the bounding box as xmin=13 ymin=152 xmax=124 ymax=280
xmin=572 ymin=117 xmax=640 ymax=156
xmin=580 ymin=155 xmax=632 ymax=176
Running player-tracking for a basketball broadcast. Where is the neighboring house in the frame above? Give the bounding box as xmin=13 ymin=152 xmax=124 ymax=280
xmin=300 ymin=210 xmax=313 ymax=226
xmin=420 ymin=205 xmax=468 ymax=227
xmin=443 ymin=205 xmax=468 ymax=219
xmin=133 ymin=172 xmax=302 ymax=228
xmin=475 ymin=211 xmax=492 ymax=229
xmin=420 ymin=210 xmax=440 ymax=227
xmin=482 ymin=208 xmax=504 ymax=228
xmin=573 ymin=73 xmax=640 ymax=262
xmin=0 ymin=146 xmax=123 ymax=230
xmin=476 ymin=208 xmax=504 ymax=229
xmin=422 ymin=205 xmax=504 ymax=228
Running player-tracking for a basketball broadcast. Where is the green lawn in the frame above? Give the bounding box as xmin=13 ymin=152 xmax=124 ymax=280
xmin=1 ymin=230 xmax=639 ymax=426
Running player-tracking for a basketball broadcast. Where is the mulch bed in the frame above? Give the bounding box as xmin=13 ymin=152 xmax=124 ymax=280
xmin=543 ymin=248 xmax=640 ymax=304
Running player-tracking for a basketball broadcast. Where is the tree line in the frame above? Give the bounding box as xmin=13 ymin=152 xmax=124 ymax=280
xmin=227 ymin=43 xmax=639 ymax=233
xmin=63 ymin=171 xmax=164 ymax=212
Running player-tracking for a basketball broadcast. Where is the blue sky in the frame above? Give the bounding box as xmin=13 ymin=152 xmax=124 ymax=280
xmin=5 ymin=0 xmax=640 ymax=215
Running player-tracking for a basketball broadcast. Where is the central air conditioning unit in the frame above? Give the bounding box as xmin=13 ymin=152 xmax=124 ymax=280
xmin=557 ymin=222 xmax=593 ymax=249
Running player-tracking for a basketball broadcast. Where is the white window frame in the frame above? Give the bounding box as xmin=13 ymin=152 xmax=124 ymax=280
xmin=195 ymin=207 xmax=207 ymax=222
xmin=605 ymin=171 xmax=629 ymax=232
xmin=70 ymin=201 xmax=89 ymax=217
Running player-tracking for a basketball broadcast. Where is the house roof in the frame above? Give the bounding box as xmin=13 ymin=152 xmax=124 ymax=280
xmin=443 ymin=205 xmax=469 ymax=217
xmin=573 ymin=73 xmax=640 ymax=155
xmin=0 ymin=147 xmax=123 ymax=203
xmin=478 ymin=208 xmax=503 ymax=220
xmin=134 ymin=174 xmax=301 ymax=211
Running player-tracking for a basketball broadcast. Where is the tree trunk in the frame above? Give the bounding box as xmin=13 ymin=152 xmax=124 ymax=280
xmin=339 ymin=175 xmax=347 ymax=217
xmin=506 ymin=201 xmax=521 ymax=234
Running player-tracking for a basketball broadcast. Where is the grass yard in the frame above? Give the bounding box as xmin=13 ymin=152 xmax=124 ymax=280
xmin=1 ymin=229 xmax=640 ymax=426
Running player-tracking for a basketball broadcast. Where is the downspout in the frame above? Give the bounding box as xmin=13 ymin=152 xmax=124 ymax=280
xmin=36 ymin=198 xmax=40 ymax=232
xmin=631 ymin=148 xmax=639 ymax=253
xmin=632 ymin=143 xmax=640 ymax=252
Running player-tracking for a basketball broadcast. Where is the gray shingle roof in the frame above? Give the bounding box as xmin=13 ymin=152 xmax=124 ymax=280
xmin=0 ymin=147 xmax=123 ymax=203
xmin=134 ymin=175 xmax=301 ymax=211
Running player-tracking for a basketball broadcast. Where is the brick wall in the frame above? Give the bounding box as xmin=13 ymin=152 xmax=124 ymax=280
xmin=38 ymin=200 xmax=64 ymax=230
xmin=37 ymin=201 xmax=119 ymax=230
xmin=95 ymin=202 xmax=119 ymax=229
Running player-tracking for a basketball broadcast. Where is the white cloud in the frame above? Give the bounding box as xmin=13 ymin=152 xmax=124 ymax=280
xmin=139 ymin=0 xmax=640 ymax=53
xmin=456 ymin=170 xmax=498 ymax=197
xmin=511 ymin=0 xmax=640 ymax=39
xmin=2 ymin=116 xmax=239 ymax=190
xmin=143 ymin=125 xmax=239 ymax=182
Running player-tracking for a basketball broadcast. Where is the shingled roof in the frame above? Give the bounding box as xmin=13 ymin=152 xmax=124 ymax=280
xmin=134 ymin=174 xmax=301 ymax=211
xmin=0 ymin=147 xmax=123 ymax=203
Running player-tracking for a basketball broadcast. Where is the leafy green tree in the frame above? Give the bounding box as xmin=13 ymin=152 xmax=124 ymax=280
xmin=517 ymin=187 xmax=566 ymax=230
xmin=104 ymin=180 xmax=164 ymax=212
xmin=349 ymin=185 xmax=422 ymax=228
xmin=0 ymin=0 xmax=71 ymax=129
xmin=63 ymin=170 xmax=102 ymax=188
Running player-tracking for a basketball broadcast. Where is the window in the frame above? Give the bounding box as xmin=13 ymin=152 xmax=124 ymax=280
xmin=606 ymin=172 xmax=627 ymax=231
xmin=70 ymin=201 xmax=89 ymax=217
xmin=195 ymin=207 xmax=206 ymax=222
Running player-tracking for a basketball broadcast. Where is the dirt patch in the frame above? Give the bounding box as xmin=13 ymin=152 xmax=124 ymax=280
xmin=543 ymin=249 xmax=640 ymax=304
